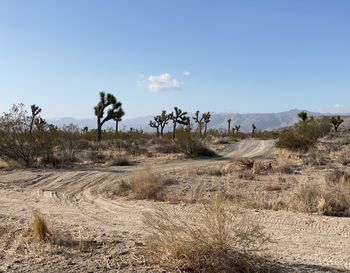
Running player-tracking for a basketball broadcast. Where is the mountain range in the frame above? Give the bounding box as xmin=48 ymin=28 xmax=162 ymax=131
xmin=48 ymin=109 xmax=328 ymax=133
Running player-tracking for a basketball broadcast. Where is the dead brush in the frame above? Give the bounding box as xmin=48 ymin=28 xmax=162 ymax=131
xmin=32 ymin=212 xmax=50 ymax=242
xmin=128 ymin=167 xmax=165 ymax=200
xmin=318 ymin=171 xmax=350 ymax=216
xmin=239 ymin=159 xmax=255 ymax=170
xmin=143 ymin=196 xmax=271 ymax=273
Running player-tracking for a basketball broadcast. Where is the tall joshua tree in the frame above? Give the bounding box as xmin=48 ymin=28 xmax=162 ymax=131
xmin=235 ymin=125 xmax=241 ymax=134
xmin=94 ymin=91 xmax=124 ymax=142
xmin=193 ymin=111 xmax=205 ymax=137
xmin=331 ymin=116 xmax=344 ymax=132
xmin=203 ymin=112 xmax=211 ymax=135
xmin=30 ymin=104 xmax=42 ymax=133
xmin=227 ymin=119 xmax=232 ymax=133
xmin=298 ymin=111 xmax=308 ymax=123
xmin=251 ymin=124 xmax=257 ymax=138
xmin=171 ymin=107 xmax=189 ymax=139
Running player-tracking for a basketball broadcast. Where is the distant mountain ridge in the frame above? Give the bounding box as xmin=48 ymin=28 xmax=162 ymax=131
xmin=48 ymin=109 xmax=325 ymax=132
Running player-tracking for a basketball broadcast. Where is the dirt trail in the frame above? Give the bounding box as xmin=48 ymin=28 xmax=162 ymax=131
xmin=0 ymin=139 xmax=349 ymax=272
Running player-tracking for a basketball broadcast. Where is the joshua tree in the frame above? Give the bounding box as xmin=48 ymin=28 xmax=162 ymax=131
xmin=159 ymin=110 xmax=173 ymax=136
xmin=298 ymin=111 xmax=308 ymax=123
xmin=34 ymin=117 xmax=47 ymax=131
xmin=331 ymin=116 xmax=344 ymax=132
xmin=94 ymin=91 xmax=124 ymax=142
xmin=235 ymin=125 xmax=241 ymax=134
xmin=193 ymin=111 xmax=205 ymax=137
xmin=149 ymin=119 xmax=161 ymax=138
xmin=48 ymin=124 xmax=58 ymax=132
xmin=251 ymin=124 xmax=257 ymax=138
xmin=114 ymin=117 xmax=123 ymax=133
xmin=149 ymin=110 xmax=172 ymax=138
xmin=227 ymin=119 xmax=232 ymax=133
xmin=30 ymin=104 xmax=42 ymax=133
xmin=203 ymin=112 xmax=211 ymax=135
xmin=171 ymin=107 xmax=189 ymax=139
xmin=81 ymin=126 xmax=89 ymax=133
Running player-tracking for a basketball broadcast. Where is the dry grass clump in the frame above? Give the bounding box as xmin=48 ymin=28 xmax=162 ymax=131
xmin=318 ymin=170 xmax=350 ymax=216
xmin=239 ymin=170 xmax=255 ymax=180
xmin=239 ymin=159 xmax=255 ymax=170
xmin=245 ymin=172 xmax=350 ymax=217
xmin=253 ymin=161 xmax=273 ymax=175
xmin=143 ymin=197 xmax=271 ymax=273
xmin=278 ymin=164 xmax=295 ymax=175
xmin=128 ymin=167 xmax=165 ymax=200
xmin=32 ymin=212 xmax=50 ymax=241
xmin=194 ymin=162 xmax=237 ymax=177
xmin=108 ymin=156 xmax=132 ymax=166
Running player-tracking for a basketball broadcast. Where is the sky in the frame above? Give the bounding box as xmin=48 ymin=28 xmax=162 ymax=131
xmin=0 ymin=0 xmax=349 ymax=119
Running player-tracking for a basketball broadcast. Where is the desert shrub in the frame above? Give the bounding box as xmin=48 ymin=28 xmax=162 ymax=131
xmin=32 ymin=212 xmax=50 ymax=241
xmin=0 ymin=104 xmax=56 ymax=167
xmin=109 ymin=156 xmax=132 ymax=166
xmin=157 ymin=131 xmax=217 ymax=158
xmin=307 ymin=150 xmax=329 ymax=166
xmin=128 ymin=167 xmax=165 ymax=200
xmin=239 ymin=159 xmax=255 ymax=170
xmin=278 ymin=164 xmax=295 ymax=174
xmin=276 ymin=118 xmax=332 ymax=152
xmin=143 ymin=196 xmax=271 ymax=273
xmin=309 ymin=171 xmax=350 ymax=216
xmin=239 ymin=170 xmax=255 ymax=180
xmin=253 ymin=161 xmax=273 ymax=175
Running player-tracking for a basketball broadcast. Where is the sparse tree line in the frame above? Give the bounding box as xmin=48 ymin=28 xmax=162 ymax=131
xmin=0 ymin=91 xmax=347 ymax=166
xmin=148 ymin=108 xmax=212 ymax=139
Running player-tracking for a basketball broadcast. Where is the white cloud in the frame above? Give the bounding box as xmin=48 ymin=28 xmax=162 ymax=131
xmin=183 ymin=71 xmax=191 ymax=76
xmin=142 ymin=73 xmax=182 ymax=92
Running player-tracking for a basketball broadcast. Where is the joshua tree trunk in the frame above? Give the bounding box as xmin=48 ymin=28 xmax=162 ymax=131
xmin=227 ymin=123 xmax=231 ymax=133
xmin=204 ymin=123 xmax=208 ymax=135
xmin=97 ymin=119 xmax=102 ymax=142
xmin=198 ymin=123 xmax=203 ymax=137
xmin=172 ymin=121 xmax=177 ymax=139
xmin=115 ymin=120 xmax=119 ymax=133
xmin=29 ymin=116 xmax=35 ymax=133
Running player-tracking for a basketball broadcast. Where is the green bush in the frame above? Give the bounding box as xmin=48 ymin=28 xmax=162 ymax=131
xmin=156 ymin=130 xmax=217 ymax=157
xmin=276 ymin=117 xmax=332 ymax=151
xmin=0 ymin=104 xmax=56 ymax=167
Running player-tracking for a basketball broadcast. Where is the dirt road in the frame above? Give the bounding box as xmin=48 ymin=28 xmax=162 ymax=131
xmin=0 ymin=139 xmax=349 ymax=272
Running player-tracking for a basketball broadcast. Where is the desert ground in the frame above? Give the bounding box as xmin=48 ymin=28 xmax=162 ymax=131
xmin=1 ymin=136 xmax=350 ymax=273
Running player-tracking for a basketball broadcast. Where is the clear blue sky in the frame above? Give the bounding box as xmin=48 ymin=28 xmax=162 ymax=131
xmin=0 ymin=0 xmax=349 ymax=119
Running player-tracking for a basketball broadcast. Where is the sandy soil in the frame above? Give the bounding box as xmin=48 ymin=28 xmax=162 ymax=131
xmin=0 ymin=139 xmax=349 ymax=272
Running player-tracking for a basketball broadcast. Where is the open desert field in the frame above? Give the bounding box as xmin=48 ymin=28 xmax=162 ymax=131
xmin=1 ymin=133 xmax=350 ymax=273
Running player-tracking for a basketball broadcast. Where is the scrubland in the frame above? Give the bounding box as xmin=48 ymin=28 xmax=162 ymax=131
xmin=1 ymin=114 xmax=350 ymax=273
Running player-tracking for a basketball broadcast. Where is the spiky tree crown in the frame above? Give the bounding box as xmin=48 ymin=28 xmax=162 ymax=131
xmin=298 ymin=111 xmax=308 ymax=122
xmin=331 ymin=116 xmax=344 ymax=125
xmin=173 ymin=107 xmax=189 ymax=125
xmin=31 ymin=105 xmax=42 ymax=116
xmin=203 ymin=112 xmax=211 ymax=123
xmin=94 ymin=91 xmax=124 ymax=125
xmin=193 ymin=111 xmax=204 ymax=123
